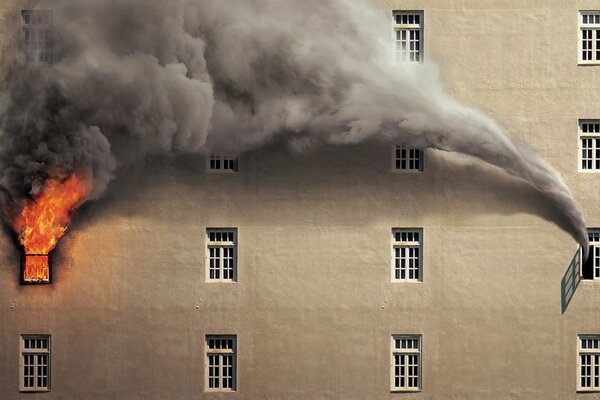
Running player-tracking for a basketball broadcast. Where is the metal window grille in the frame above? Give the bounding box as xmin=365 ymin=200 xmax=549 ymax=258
xmin=206 ymin=335 xmax=236 ymax=391
xmin=208 ymin=154 xmax=238 ymax=172
xmin=579 ymin=336 xmax=600 ymax=390
xmin=392 ymin=335 xmax=421 ymax=391
xmin=580 ymin=12 xmax=600 ymax=63
xmin=21 ymin=10 xmax=53 ymax=63
xmin=20 ymin=335 xmax=50 ymax=392
xmin=580 ymin=121 xmax=600 ymax=171
xmin=590 ymin=230 xmax=600 ymax=279
xmin=206 ymin=229 xmax=237 ymax=282
xmin=392 ymin=229 xmax=422 ymax=281
xmin=393 ymin=11 xmax=423 ymax=63
xmin=394 ymin=146 xmax=422 ymax=171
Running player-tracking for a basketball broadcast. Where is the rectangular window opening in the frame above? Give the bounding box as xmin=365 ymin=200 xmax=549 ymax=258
xmin=206 ymin=335 xmax=237 ymax=392
xmin=20 ymin=335 xmax=50 ymax=392
xmin=206 ymin=228 xmax=237 ymax=282
xmin=579 ymin=11 xmax=600 ymax=64
xmin=392 ymin=228 xmax=423 ymax=282
xmin=391 ymin=335 xmax=421 ymax=392
xmin=21 ymin=10 xmax=53 ymax=64
xmin=207 ymin=154 xmax=239 ymax=173
xmin=393 ymin=146 xmax=423 ymax=172
xmin=393 ymin=11 xmax=424 ymax=64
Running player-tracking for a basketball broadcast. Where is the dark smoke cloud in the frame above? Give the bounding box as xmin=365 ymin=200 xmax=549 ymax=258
xmin=0 ymin=0 xmax=588 ymax=254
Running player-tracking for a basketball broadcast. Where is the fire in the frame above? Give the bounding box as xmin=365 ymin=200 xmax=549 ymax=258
xmin=13 ymin=173 xmax=89 ymax=282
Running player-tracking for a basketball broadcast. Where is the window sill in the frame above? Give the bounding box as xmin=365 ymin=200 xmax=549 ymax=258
xmin=391 ymin=389 xmax=421 ymax=393
xmin=578 ymin=62 xmax=600 ymax=66
xmin=20 ymin=389 xmax=50 ymax=393
xmin=576 ymin=389 xmax=600 ymax=393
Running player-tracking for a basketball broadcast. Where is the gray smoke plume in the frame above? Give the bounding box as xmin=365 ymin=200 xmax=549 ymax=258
xmin=0 ymin=0 xmax=589 ymax=255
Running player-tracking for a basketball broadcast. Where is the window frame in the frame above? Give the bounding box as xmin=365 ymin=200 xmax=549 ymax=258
xmin=579 ymin=11 xmax=600 ymax=65
xmin=578 ymin=335 xmax=600 ymax=392
xmin=391 ymin=228 xmax=423 ymax=282
xmin=578 ymin=120 xmax=600 ymax=172
xmin=392 ymin=10 xmax=424 ymax=64
xmin=19 ymin=334 xmax=51 ymax=392
xmin=206 ymin=154 xmax=239 ymax=173
xmin=205 ymin=228 xmax=238 ymax=283
xmin=391 ymin=334 xmax=422 ymax=392
xmin=391 ymin=145 xmax=423 ymax=173
xmin=582 ymin=229 xmax=600 ymax=280
xmin=205 ymin=335 xmax=237 ymax=392
xmin=21 ymin=10 xmax=53 ymax=64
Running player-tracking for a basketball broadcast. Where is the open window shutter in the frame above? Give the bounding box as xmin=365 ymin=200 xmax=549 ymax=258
xmin=583 ymin=245 xmax=595 ymax=279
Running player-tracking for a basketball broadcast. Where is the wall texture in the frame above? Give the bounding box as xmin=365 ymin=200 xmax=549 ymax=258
xmin=1 ymin=1 xmax=600 ymax=399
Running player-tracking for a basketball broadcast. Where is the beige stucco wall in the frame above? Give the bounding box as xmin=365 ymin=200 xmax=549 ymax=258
xmin=1 ymin=1 xmax=600 ymax=399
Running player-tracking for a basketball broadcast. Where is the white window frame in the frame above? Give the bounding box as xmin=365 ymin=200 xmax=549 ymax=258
xmin=579 ymin=11 xmax=600 ymax=65
xmin=391 ymin=335 xmax=421 ymax=392
xmin=205 ymin=228 xmax=237 ymax=282
xmin=206 ymin=154 xmax=238 ymax=173
xmin=579 ymin=120 xmax=600 ymax=172
xmin=392 ymin=146 xmax=423 ymax=172
xmin=582 ymin=229 xmax=600 ymax=280
xmin=578 ymin=335 xmax=600 ymax=392
xmin=20 ymin=335 xmax=50 ymax=392
xmin=391 ymin=228 xmax=423 ymax=282
xmin=205 ymin=335 xmax=237 ymax=392
xmin=21 ymin=10 xmax=53 ymax=64
xmin=392 ymin=11 xmax=424 ymax=64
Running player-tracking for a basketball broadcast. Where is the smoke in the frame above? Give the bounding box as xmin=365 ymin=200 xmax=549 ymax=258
xmin=0 ymin=0 xmax=588 ymax=254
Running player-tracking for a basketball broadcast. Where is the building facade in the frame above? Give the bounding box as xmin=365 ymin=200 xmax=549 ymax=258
xmin=1 ymin=1 xmax=600 ymax=399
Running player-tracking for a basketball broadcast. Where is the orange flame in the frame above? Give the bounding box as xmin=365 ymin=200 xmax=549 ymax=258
xmin=13 ymin=173 xmax=89 ymax=282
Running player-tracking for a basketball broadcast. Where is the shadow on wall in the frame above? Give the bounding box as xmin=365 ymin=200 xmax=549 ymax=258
xmin=561 ymin=250 xmax=580 ymax=314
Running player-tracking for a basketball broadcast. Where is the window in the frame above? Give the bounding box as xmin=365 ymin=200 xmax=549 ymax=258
xmin=579 ymin=120 xmax=600 ymax=171
xmin=205 ymin=335 xmax=236 ymax=391
xmin=391 ymin=335 xmax=421 ymax=392
xmin=579 ymin=336 xmax=600 ymax=391
xmin=580 ymin=11 xmax=600 ymax=64
xmin=206 ymin=229 xmax=237 ymax=282
xmin=20 ymin=335 xmax=50 ymax=392
xmin=393 ymin=146 xmax=423 ymax=172
xmin=582 ymin=229 xmax=600 ymax=280
xmin=393 ymin=11 xmax=423 ymax=63
xmin=207 ymin=154 xmax=238 ymax=172
xmin=392 ymin=229 xmax=423 ymax=282
xmin=21 ymin=10 xmax=53 ymax=63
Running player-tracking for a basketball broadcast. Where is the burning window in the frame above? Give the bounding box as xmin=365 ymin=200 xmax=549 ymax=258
xmin=392 ymin=229 xmax=423 ymax=282
xmin=21 ymin=10 xmax=53 ymax=63
xmin=580 ymin=11 xmax=600 ymax=64
xmin=22 ymin=253 xmax=51 ymax=284
xmin=393 ymin=146 xmax=423 ymax=172
xmin=206 ymin=229 xmax=237 ymax=282
xmin=579 ymin=120 xmax=600 ymax=171
xmin=391 ymin=335 xmax=421 ymax=392
xmin=579 ymin=336 xmax=600 ymax=391
xmin=582 ymin=229 xmax=600 ymax=280
xmin=20 ymin=335 xmax=51 ymax=392
xmin=205 ymin=335 xmax=237 ymax=391
xmin=207 ymin=154 xmax=238 ymax=172
xmin=393 ymin=11 xmax=423 ymax=63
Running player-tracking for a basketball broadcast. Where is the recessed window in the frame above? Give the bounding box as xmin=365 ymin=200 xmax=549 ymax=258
xmin=21 ymin=10 xmax=53 ymax=63
xmin=206 ymin=229 xmax=237 ymax=282
xmin=20 ymin=335 xmax=50 ymax=392
xmin=391 ymin=335 xmax=421 ymax=392
xmin=393 ymin=146 xmax=423 ymax=172
xmin=205 ymin=335 xmax=237 ymax=391
xmin=580 ymin=11 xmax=600 ymax=64
xmin=579 ymin=120 xmax=600 ymax=171
xmin=207 ymin=154 xmax=238 ymax=172
xmin=393 ymin=11 xmax=423 ymax=63
xmin=392 ymin=229 xmax=423 ymax=282
xmin=582 ymin=229 xmax=600 ymax=280
xmin=579 ymin=335 xmax=600 ymax=391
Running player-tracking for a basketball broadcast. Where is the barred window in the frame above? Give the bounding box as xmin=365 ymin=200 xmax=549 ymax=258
xmin=393 ymin=146 xmax=423 ymax=172
xmin=580 ymin=11 xmax=600 ymax=64
xmin=391 ymin=335 xmax=421 ymax=392
xmin=207 ymin=154 xmax=238 ymax=172
xmin=393 ymin=11 xmax=423 ymax=63
xmin=582 ymin=229 xmax=600 ymax=280
xmin=20 ymin=335 xmax=50 ymax=392
xmin=21 ymin=10 xmax=53 ymax=63
xmin=206 ymin=335 xmax=236 ymax=391
xmin=579 ymin=336 xmax=600 ymax=391
xmin=579 ymin=120 xmax=600 ymax=171
xmin=206 ymin=229 xmax=237 ymax=282
xmin=392 ymin=229 xmax=422 ymax=282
